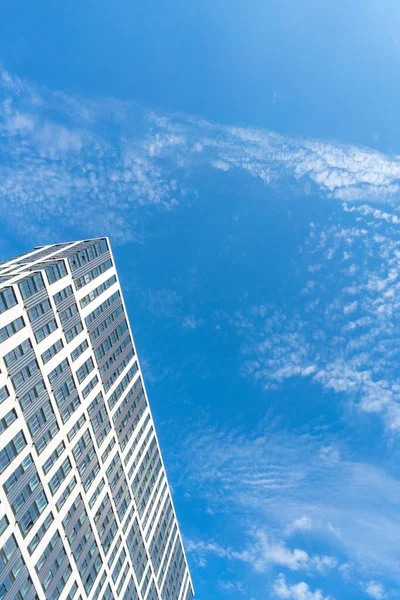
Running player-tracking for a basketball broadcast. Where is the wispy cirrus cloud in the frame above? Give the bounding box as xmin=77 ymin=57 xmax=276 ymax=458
xmin=172 ymin=419 xmax=400 ymax=589
xmin=230 ymin=200 xmax=400 ymax=434
xmin=2 ymin=65 xmax=400 ymax=248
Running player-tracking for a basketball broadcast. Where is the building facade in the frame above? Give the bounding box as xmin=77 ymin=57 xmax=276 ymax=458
xmin=0 ymin=239 xmax=194 ymax=600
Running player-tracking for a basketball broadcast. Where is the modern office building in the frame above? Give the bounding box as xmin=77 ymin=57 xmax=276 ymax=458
xmin=0 ymin=238 xmax=194 ymax=600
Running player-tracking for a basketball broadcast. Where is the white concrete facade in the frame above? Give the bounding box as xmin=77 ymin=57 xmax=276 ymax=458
xmin=0 ymin=238 xmax=194 ymax=600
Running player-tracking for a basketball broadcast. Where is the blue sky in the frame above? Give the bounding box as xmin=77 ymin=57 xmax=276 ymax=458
xmin=2 ymin=2 xmax=400 ymax=599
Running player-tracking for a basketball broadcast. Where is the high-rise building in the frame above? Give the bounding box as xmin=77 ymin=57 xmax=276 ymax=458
xmin=0 ymin=238 xmax=194 ymax=600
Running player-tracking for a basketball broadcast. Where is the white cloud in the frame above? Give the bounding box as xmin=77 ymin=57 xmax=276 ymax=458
xmin=186 ymin=532 xmax=337 ymax=575
xmin=141 ymin=288 xmax=182 ymax=318
xmin=182 ymin=316 xmax=203 ymax=330
xmin=286 ymin=516 xmax=313 ymax=535
xmin=218 ymin=580 xmax=245 ymax=594
xmin=231 ymin=205 xmax=400 ymax=434
xmin=2 ymin=65 xmax=400 ymax=247
xmin=273 ymin=574 xmax=332 ymax=600
xmin=171 ymin=420 xmax=400 ymax=587
xmin=363 ymin=581 xmax=386 ymax=600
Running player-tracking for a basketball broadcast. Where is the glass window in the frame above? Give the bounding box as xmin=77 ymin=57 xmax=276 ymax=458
xmin=35 ymin=319 xmax=57 ymax=344
xmin=0 ymin=386 xmax=9 ymax=405
xmin=45 ymin=261 xmax=67 ymax=285
xmin=65 ymin=321 xmax=83 ymax=344
xmin=0 ymin=431 xmax=27 ymax=474
xmin=0 ymin=316 xmax=25 ymax=343
xmin=0 ymin=409 xmax=17 ymax=435
xmin=41 ymin=339 xmax=64 ymax=364
xmin=18 ymin=273 xmax=44 ymax=300
xmin=53 ymin=285 xmax=73 ymax=305
xmin=0 ymin=287 xmax=17 ymax=314
xmin=71 ymin=339 xmax=88 ymax=362
xmin=80 ymin=275 xmax=117 ymax=309
xmin=69 ymin=240 xmax=108 ymax=272
xmin=74 ymin=259 xmax=113 ymax=291
xmin=4 ymin=338 xmax=32 ymax=367
xmin=27 ymin=299 xmax=51 ymax=323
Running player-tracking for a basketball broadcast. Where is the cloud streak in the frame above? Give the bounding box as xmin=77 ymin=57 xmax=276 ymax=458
xmin=171 ymin=419 xmax=400 ymax=588
xmin=231 ymin=200 xmax=400 ymax=434
xmin=2 ymin=65 xmax=400 ymax=247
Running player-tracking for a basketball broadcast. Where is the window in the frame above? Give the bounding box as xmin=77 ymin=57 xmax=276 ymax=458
xmin=56 ymin=477 xmax=76 ymax=511
xmin=4 ymin=454 xmax=33 ymax=494
xmin=45 ymin=261 xmax=67 ymax=285
xmin=4 ymin=338 xmax=32 ymax=367
xmin=71 ymin=339 xmax=88 ymax=362
xmin=28 ymin=513 xmax=54 ymax=554
xmin=48 ymin=358 xmax=69 ymax=385
xmin=67 ymin=414 xmax=86 ymax=442
xmin=35 ymin=422 xmax=59 ymax=455
xmin=102 ymin=584 xmax=113 ymax=600
xmin=53 ymin=285 xmax=73 ymax=305
xmin=0 ymin=515 xmax=9 ymax=537
xmin=82 ymin=375 xmax=98 ymax=399
xmin=99 ymin=335 xmax=131 ymax=376
xmin=60 ymin=396 xmax=81 ymax=424
xmin=65 ymin=321 xmax=83 ymax=343
xmin=49 ymin=458 xmax=72 ymax=495
xmin=12 ymin=359 xmax=39 ymax=389
xmin=90 ymin=394 xmax=112 ymax=448
xmin=18 ymin=273 xmax=44 ymax=300
xmin=65 ymin=582 xmax=79 ymax=600
xmin=89 ymin=478 xmax=105 ymax=509
xmin=11 ymin=474 xmax=41 ymax=513
xmin=36 ymin=532 xmax=71 ymax=597
xmin=27 ymin=298 xmax=51 ymax=323
xmin=15 ymin=576 xmax=36 ymax=600
xmin=94 ymin=321 xmax=128 ymax=361
xmin=18 ymin=492 xmax=48 ymax=537
xmin=117 ymin=563 xmax=130 ymax=595
xmin=20 ymin=380 xmax=46 ymax=411
xmin=74 ymin=259 xmax=113 ymax=290
xmin=36 ymin=531 xmax=59 ymax=571
xmin=0 ymin=432 xmax=27 ymax=473
xmin=101 ymin=438 xmax=116 ymax=463
xmin=0 ymin=409 xmax=17 ymax=435
xmin=59 ymin=303 xmax=78 ymax=325
xmin=108 ymin=536 xmax=121 ymax=568
xmin=93 ymin=572 xmax=106 ymax=600
xmin=80 ymin=274 xmax=117 ymax=309
xmin=0 ymin=316 xmax=25 ymax=343
xmin=83 ymin=462 xmax=100 ymax=492
xmin=43 ymin=442 xmax=66 ymax=474
xmin=54 ymin=377 xmax=76 ymax=408
xmin=35 ymin=319 xmax=57 ymax=343
xmin=0 ymin=534 xmax=18 ymax=566
xmin=62 ymin=495 xmax=83 ymax=529
xmin=104 ymin=350 xmax=134 ymax=393
xmin=72 ymin=429 xmax=92 ymax=462
xmin=76 ymin=357 xmax=94 ymax=384
xmin=85 ymin=291 xmax=120 ymax=325
xmin=0 ymin=385 xmax=9 ymax=405
xmin=108 ymin=363 xmax=138 ymax=411
xmin=112 ymin=548 xmax=126 ymax=582
xmin=89 ymin=305 xmax=124 ymax=342
xmin=68 ymin=240 xmax=108 ymax=272
xmin=27 ymin=401 xmax=55 ymax=437
xmin=41 ymin=339 xmax=64 ymax=364
xmin=0 ymin=287 xmax=17 ymax=314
